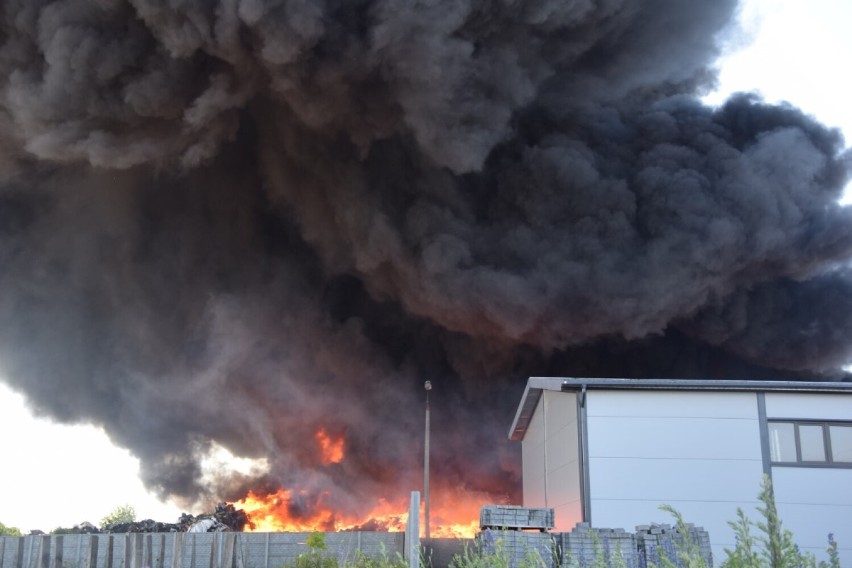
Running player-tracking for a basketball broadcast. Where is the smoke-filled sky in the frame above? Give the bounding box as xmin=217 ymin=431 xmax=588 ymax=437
xmin=1 ymin=0 xmax=852 ymax=532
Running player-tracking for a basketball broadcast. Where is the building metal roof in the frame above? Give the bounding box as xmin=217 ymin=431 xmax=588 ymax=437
xmin=508 ymin=376 xmax=852 ymax=441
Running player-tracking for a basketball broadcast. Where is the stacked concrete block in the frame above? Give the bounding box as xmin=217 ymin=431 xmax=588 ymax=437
xmin=479 ymin=505 xmax=555 ymax=531
xmin=556 ymin=523 xmax=639 ymax=568
xmin=479 ymin=529 xmax=555 ymax=568
xmin=635 ymin=523 xmax=713 ymax=568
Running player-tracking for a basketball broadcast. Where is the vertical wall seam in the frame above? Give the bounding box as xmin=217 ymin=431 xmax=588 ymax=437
xmin=579 ymin=386 xmax=591 ymax=524
xmin=757 ymin=391 xmax=772 ymax=480
xmin=542 ymin=392 xmax=548 ymax=507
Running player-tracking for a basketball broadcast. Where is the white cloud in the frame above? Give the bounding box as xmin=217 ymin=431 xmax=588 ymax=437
xmin=0 ymin=382 xmax=182 ymax=532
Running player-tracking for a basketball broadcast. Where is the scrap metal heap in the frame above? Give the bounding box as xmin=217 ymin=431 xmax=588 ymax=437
xmin=95 ymin=503 xmax=251 ymax=534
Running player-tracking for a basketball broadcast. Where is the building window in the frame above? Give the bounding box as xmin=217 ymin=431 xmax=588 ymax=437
xmin=768 ymin=421 xmax=852 ymax=466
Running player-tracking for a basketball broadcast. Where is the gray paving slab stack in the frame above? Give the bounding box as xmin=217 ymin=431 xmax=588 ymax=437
xmin=635 ymin=523 xmax=713 ymax=568
xmin=472 ymin=507 xmax=714 ymax=568
xmin=479 ymin=529 xmax=554 ymax=568
xmin=557 ymin=523 xmax=639 ymax=568
xmin=479 ymin=505 xmax=554 ymax=531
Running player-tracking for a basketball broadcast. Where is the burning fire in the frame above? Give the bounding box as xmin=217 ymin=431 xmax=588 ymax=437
xmin=230 ymin=427 xmax=499 ymax=537
xmin=233 ymin=485 xmax=490 ymax=538
xmin=315 ymin=428 xmax=345 ymax=464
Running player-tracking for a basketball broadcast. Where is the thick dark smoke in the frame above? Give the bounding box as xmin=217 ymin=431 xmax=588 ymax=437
xmin=1 ymin=0 xmax=851 ymax=516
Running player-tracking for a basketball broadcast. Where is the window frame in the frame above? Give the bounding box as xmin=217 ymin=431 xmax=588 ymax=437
xmin=767 ymin=419 xmax=852 ymax=469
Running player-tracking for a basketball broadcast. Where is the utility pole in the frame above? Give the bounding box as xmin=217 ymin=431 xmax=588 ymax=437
xmin=423 ymin=380 xmax=432 ymax=539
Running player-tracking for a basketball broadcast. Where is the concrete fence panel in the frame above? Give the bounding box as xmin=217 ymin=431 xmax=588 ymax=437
xmin=0 ymin=532 xmax=406 ymax=568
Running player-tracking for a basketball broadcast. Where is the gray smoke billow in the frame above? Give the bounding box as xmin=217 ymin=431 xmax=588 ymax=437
xmin=1 ymin=0 xmax=851 ymax=517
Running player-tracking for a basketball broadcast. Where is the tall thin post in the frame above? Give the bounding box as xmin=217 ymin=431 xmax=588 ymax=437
xmin=406 ymin=491 xmax=421 ymax=568
xmin=423 ymin=380 xmax=432 ymax=539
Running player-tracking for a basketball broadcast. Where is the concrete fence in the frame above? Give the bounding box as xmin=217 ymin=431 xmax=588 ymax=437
xmin=0 ymin=504 xmax=715 ymax=568
xmin=0 ymin=532 xmax=406 ymax=568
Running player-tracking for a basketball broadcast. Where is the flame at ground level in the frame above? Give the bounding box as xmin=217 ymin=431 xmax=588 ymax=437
xmin=232 ymin=486 xmax=497 ymax=538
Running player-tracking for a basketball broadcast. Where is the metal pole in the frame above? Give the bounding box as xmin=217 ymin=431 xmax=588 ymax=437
xmin=423 ymin=380 xmax=432 ymax=539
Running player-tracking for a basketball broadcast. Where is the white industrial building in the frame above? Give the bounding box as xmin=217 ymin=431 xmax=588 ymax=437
xmin=509 ymin=377 xmax=852 ymax=564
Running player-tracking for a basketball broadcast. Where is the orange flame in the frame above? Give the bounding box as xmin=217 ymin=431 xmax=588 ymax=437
xmin=232 ymin=485 xmax=500 ymax=538
xmin=234 ymin=488 xmax=407 ymax=533
xmin=315 ymin=428 xmax=345 ymax=464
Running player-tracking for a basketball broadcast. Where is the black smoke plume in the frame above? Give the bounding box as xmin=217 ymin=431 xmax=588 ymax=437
xmin=0 ymin=0 xmax=850 ymax=514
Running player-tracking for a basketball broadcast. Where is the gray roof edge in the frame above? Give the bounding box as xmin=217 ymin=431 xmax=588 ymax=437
xmin=552 ymin=377 xmax=852 ymax=392
xmin=508 ymin=380 xmax=546 ymax=441
xmin=508 ymin=376 xmax=852 ymax=441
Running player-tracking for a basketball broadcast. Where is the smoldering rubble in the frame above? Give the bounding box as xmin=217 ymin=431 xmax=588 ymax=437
xmin=0 ymin=0 xmax=850 ymax=515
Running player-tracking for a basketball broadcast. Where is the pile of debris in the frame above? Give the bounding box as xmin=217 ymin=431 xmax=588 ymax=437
xmin=180 ymin=503 xmax=252 ymax=533
xmin=99 ymin=503 xmax=251 ymax=534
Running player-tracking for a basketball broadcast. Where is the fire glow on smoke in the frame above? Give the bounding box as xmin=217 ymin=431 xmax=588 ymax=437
xmin=315 ymin=429 xmax=345 ymax=466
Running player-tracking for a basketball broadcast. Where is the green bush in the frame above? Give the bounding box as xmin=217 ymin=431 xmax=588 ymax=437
xmin=0 ymin=521 xmax=21 ymax=536
xmin=449 ymin=538 xmax=510 ymax=568
xmin=99 ymin=504 xmax=136 ymax=528
xmin=651 ymin=505 xmax=708 ymax=568
xmin=285 ymin=532 xmax=338 ymax=568
xmin=449 ymin=531 xmax=551 ymax=568
xmin=721 ymin=475 xmax=840 ymax=568
xmin=346 ymin=544 xmax=407 ymax=568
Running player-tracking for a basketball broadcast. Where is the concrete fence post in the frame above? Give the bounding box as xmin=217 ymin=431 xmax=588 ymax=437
xmin=27 ymin=535 xmax=36 ymax=568
xmin=133 ymin=534 xmax=144 ymax=568
xmin=14 ymin=537 xmax=25 ymax=568
xmin=85 ymin=536 xmax=98 ymax=568
xmin=157 ymin=534 xmax=165 ymax=568
xmin=263 ymin=533 xmax=269 ymax=568
xmin=1 ymin=536 xmax=6 ymax=568
xmin=406 ymin=491 xmax=420 ymax=568
xmin=145 ymin=535 xmax=153 ymax=568
xmin=39 ymin=535 xmax=50 ymax=568
xmin=171 ymin=533 xmax=183 ymax=568
xmin=124 ymin=534 xmax=132 ymax=568
xmin=104 ymin=535 xmax=113 ymax=568
xmin=208 ymin=534 xmax=218 ymax=568
xmin=50 ymin=535 xmax=62 ymax=568
xmin=221 ymin=533 xmax=236 ymax=568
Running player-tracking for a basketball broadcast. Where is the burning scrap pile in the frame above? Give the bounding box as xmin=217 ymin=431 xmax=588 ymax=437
xmin=98 ymin=504 xmax=250 ymax=534
xmin=180 ymin=504 xmax=252 ymax=533
xmin=1 ymin=0 xmax=851 ymax=536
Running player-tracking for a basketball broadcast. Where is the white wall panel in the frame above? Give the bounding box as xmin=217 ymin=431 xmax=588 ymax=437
xmin=546 ymin=422 xmax=578 ymax=471
xmin=553 ymin=501 xmax=583 ymax=533
xmin=543 ymin=391 xmax=582 ymax=532
xmin=525 ymin=395 xmax=545 ymax=442
xmin=588 ymin=416 xmax=761 ymax=460
xmin=586 ymin=390 xmax=763 ymax=564
xmin=544 ymin=390 xmax=578 ymax=471
xmin=522 ymin=396 xmax=546 ymax=508
xmin=765 ymin=393 xmax=852 ymax=420
xmin=544 ymin=390 xmax=575 ymax=433
xmin=523 ymin=474 xmax=546 ymax=509
xmin=548 ymin=461 xmax=582 ymax=507
xmin=522 ymin=391 xmax=582 ymax=532
xmin=586 ymin=390 xmax=758 ymax=418
xmin=772 ymin=467 xmax=852 ymax=506
xmin=771 ymin=467 xmax=852 ymax=565
xmin=589 ymin=457 xmax=763 ymax=502
xmin=523 ymin=440 xmax=545 ymax=496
